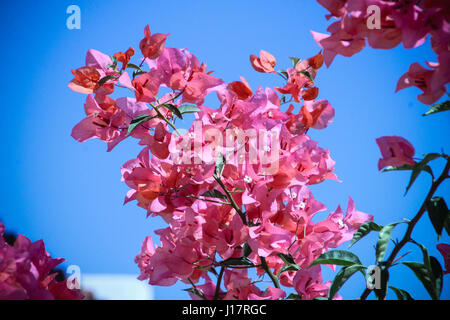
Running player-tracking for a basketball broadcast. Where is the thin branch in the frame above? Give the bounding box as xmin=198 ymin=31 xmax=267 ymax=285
xmin=260 ymin=256 xmax=280 ymax=289
xmin=360 ymin=157 xmax=450 ymax=300
xmin=213 ymin=266 xmax=225 ymax=300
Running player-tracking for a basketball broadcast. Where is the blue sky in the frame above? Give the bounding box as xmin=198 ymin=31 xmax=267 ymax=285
xmin=0 ymin=0 xmax=448 ymax=300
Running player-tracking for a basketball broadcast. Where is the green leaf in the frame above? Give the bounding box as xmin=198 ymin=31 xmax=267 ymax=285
xmin=98 ymin=75 xmax=116 ymax=87
xmin=231 ymin=188 xmax=244 ymax=193
xmin=309 ymin=250 xmax=362 ymax=268
xmin=405 ymin=153 xmax=441 ymax=194
xmin=222 ymin=257 xmax=254 ymax=267
xmin=286 ymin=293 xmax=302 ymax=300
xmin=127 ymin=114 xmax=154 ymax=136
xmin=243 ymin=243 xmax=252 ymax=258
xmin=178 ymin=104 xmax=201 ymax=114
xmin=127 ymin=63 xmax=143 ymax=71
xmin=278 ymin=70 xmax=289 ymax=80
xmin=389 ymin=286 xmax=414 ymax=300
xmin=328 ymin=264 xmax=365 ymax=300
xmin=382 ymin=164 xmax=433 ymax=176
xmin=298 ymin=70 xmax=314 ymax=82
xmin=349 ymin=221 xmax=383 ymax=248
xmin=278 ymin=264 xmax=300 ymax=274
xmin=289 ymin=56 xmax=301 ymax=67
xmin=430 ymin=256 xmax=443 ymax=299
xmin=201 ymin=189 xmax=228 ymax=201
xmin=133 ymin=70 xmax=147 ymax=77
xmin=376 ymin=222 xmax=402 ymax=262
xmin=161 ymin=103 xmax=183 ymax=120
xmin=184 ymin=287 xmax=205 ymax=299
xmin=401 ymin=261 xmax=440 ymax=300
xmin=423 ymin=100 xmax=450 ymax=116
xmin=277 ymin=253 xmax=296 ymax=265
xmin=214 ymin=153 xmax=226 ymax=179
xmin=381 ymin=164 xmax=415 ymax=172
xmin=426 ymin=197 xmax=449 ymax=240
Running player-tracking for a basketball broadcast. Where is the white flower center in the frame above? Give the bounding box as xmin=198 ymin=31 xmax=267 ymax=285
xmin=298 ymin=201 xmax=306 ymax=209
xmin=244 ymin=175 xmax=252 ymax=183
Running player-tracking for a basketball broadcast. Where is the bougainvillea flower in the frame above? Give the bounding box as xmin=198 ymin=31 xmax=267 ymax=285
xmin=396 ymin=62 xmax=446 ymax=105
xmin=376 ymin=136 xmax=416 ymax=170
xmin=0 ymin=222 xmax=83 ymax=300
xmin=250 ymin=50 xmax=277 ymax=73
xmin=69 ymin=49 xmax=118 ymax=95
xmin=139 ymin=25 xmax=169 ymax=60
xmin=437 ymin=243 xmax=450 ymax=274
xmin=311 ymin=18 xmax=366 ymax=67
xmin=71 ymin=94 xmax=125 ymax=143
xmin=293 ymin=266 xmax=336 ymax=300
xmin=68 ymin=66 xmax=101 ymax=94
xmin=275 ymin=68 xmax=311 ymax=102
xmin=114 ymin=47 xmax=135 ymax=70
xmin=228 ymin=77 xmax=253 ymax=100
xmin=132 ymin=69 xmax=163 ymax=103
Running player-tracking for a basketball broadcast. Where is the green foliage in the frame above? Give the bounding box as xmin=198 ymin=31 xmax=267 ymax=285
xmin=423 ymin=100 xmax=450 ymax=116
xmin=376 ymin=222 xmax=403 ymax=262
xmin=349 ymin=221 xmax=383 ymax=248
xmin=426 ymin=197 xmax=450 ymax=240
xmin=201 ymin=189 xmax=228 ymax=201
xmin=388 ymin=286 xmax=414 ymax=300
xmin=310 ymin=250 xmax=362 ymax=267
xmin=127 ymin=114 xmax=154 ymax=136
xmin=328 ymin=264 xmax=365 ymax=300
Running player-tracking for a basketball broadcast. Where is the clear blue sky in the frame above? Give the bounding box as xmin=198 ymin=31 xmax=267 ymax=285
xmin=0 ymin=0 xmax=448 ymax=300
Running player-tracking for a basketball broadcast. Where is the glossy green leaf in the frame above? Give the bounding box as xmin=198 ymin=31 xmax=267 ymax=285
xmin=278 ymin=264 xmax=300 ymax=275
xmin=289 ymin=56 xmax=301 ymax=67
xmin=178 ymin=104 xmax=201 ymax=114
xmin=328 ymin=264 xmax=365 ymax=300
xmin=287 ymin=293 xmax=302 ymax=300
xmin=405 ymin=153 xmax=441 ymax=194
xmin=277 ymin=253 xmax=296 ymax=265
xmin=401 ymin=261 xmax=440 ymax=300
xmin=349 ymin=221 xmax=382 ymax=248
xmin=298 ymin=70 xmax=314 ymax=82
xmin=426 ymin=197 xmax=449 ymax=240
xmin=127 ymin=114 xmax=154 ymax=136
xmin=126 ymin=63 xmax=143 ymax=71
xmin=98 ymin=75 xmax=116 ymax=87
xmin=161 ymin=103 xmax=183 ymax=120
xmin=222 ymin=256 xmax=254 ymax=266
xmin=430 ymin=256 xmax=443 ymax=299
xmin=388 ymin=286 xmax=414 ymax=300
xmin=423 ymin=100 xmax=450 ymax=116
xmin=376 ymin=222 xmax=403 ymax=262
xmin=201 ymin=189 xmax=228 ymax=201
xmin=309 ymin=250 xmax=362 ymax=268
xmin=243 ymin=243 xmax=252 ymax=258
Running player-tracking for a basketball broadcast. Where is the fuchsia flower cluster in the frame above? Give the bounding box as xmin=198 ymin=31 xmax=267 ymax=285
xmin=313 ymin=0 xmax=449 ymax=105
xmin=69 ymin=25 xmax=374 ymax=300
xmin=0 ymin=222 xmax=82 ymax=300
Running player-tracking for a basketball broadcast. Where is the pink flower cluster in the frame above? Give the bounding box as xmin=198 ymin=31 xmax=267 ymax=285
xmin=69 ymin=25 xmax=373 ymax=299
xmin=0 ymin=222 xmax=83 ymax=300
xmin=313 ymin=0 xmax=449 ymax=104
